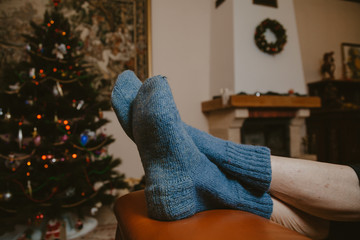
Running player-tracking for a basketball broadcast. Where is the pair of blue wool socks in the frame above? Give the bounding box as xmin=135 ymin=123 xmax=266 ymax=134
xmin=111 ymin=70 xmax=273 ymax=220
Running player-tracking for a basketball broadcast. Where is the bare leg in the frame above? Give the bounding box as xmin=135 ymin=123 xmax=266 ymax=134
xmin=270 ymin=197 xmax=329 ymax=239
xmin=270 ymin=155 xmax=360 ymax=221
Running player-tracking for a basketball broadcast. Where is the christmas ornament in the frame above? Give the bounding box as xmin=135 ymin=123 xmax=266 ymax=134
xmin=25 ymin=98 xmax=34 ymax=105
xmin=4 ymin=191 xmax=12 ymax=201
xmin=75 ymin=219 xmax=83 ymax=230
xmin=93 ymin=182 xmax=104 ymax=191
xmin=58 ymin=43 xmax=67 ymax=54
xmin=9 ymin=82 xmax=20 ymax=91
xmin=32 ymin=127 xmax=38 ymax=138
xmin=65 ymin=187 xmax=75 ymax=197
xmin=80 ymin=134 xmax=88 ymax=146
xmin=52 ymin=43 xmax=67 ymax=59
xmin=34 ymin=135 xmax=41 ymax=146
xmin=27 ymin=180 xmax=33 ymax=197
xmin=53 ymin=85 xmax=60 ymax=96
xmin=254 ymin=18 xmax=287 ymax=55
xmin=52 ymin=0 xmax=61 ymax=7
xmin=45 ymin=219 xmax=61 ymax=240
xmin=18 ymin=126 xmax=23 ymax=149
xmin=29 ymin=68 xmax=35 ymax=78
xmin=76 ymin=100 xmax=84 ymax=110
xmin=84 ymin=129 xmax=96 ymax=140
xmin=5 ymin=110 xmax=11 ymax=120
xmin=38 ymin=43 xmax=44 ymax=53
xmin=54 ymin=112 xmax=58 ymax=122
xmin=90 ymin=207 xmax=98 ymax=215
xmin=61 ymin=134 xmax=68 ymax=142
xmin=95 ymin=202 xmax=102 ymax=208
xmin=55 ymin=82 xmax=63 ymax=98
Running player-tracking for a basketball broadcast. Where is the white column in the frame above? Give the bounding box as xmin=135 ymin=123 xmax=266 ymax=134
xmin=207 ymin=109 xmax=249 ymax=143
xmin=289 ymin=109 xmax=310 ymax=158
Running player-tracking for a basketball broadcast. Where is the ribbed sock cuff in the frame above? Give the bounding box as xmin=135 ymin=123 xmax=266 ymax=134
xmin=239 ymin=191 xmax=273 ymax=219
xmin=222 ymin=142 xmax=272 ymax=192
xmin=185 ymin=124 xmax=272 ymax=192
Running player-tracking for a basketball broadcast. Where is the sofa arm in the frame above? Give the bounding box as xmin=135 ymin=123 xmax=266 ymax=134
xmin=113 ymin=190 xmax=310 ymax=240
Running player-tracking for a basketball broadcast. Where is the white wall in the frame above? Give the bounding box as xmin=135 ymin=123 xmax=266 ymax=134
xmin=209 ymin=0 xmax=306 ymax=96
xmin=233 ymin=0 xmax=306 ymax=95
xmin=102 ymin=111 xmax=142 ymax=179
xmin=294 ymin=0 xmax=360 ymax=83
xmin=210 ymin=0 xmax=235 ymax=97
xmin=109 ymin=0 xmax=360 ymax=179
xmin=109 ymin=0 xmax=211 ymax=179
xmin=151 ymin=0 xmax=211 ymax=129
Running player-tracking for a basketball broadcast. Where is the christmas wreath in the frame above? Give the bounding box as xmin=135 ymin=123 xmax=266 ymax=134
xmin=254 ymin=18 xmax=287 ymax=55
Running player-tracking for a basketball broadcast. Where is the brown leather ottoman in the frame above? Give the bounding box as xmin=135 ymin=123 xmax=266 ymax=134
xmin=114 ymin=190 xmax=310 ymax=240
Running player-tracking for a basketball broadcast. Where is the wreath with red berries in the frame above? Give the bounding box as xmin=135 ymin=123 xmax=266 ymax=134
xmin=254 ymin=18 xmax=287 ymax=55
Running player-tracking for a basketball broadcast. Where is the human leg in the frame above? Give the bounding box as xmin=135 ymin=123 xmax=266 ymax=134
xmin=111 ymin=71 xmax=351 ymax=238
xmin=111 ymin=71 xmax=271 ymax=192
xmin=270 ymin=155 xmax=360 ymax=221
xmin=270 ymin=197 xmax=330 ymax=239
xmin=131 ymin=75 xmax=273 ymax=220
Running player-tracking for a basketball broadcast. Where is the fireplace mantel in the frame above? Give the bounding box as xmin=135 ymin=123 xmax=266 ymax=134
xmin=202 ymin=95 xmax=321 ymax=158
xmin=202 ymin=95 xmax=321 ymax=112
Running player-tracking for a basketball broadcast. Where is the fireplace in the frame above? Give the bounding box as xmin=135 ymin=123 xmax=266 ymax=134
xmin=241 ymin=118 xmax=291 ymax=156
xmin=202 ymin=95 xmax=321 ymax=159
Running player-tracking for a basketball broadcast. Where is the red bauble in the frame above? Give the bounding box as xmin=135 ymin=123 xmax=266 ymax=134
xmin=52 ymin=0 xmax=61 ymax=7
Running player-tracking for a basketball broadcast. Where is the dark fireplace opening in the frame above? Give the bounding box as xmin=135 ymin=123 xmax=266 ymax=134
xmin=241 ymin=118 xmax=290 ymax=157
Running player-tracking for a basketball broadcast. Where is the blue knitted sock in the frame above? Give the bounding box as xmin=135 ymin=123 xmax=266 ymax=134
xmin=111 ymin=71 xmax=271 ymax=192
xmin=132 ymin=76 xmax=273 ymax=221
xmin=185 ymin=125 xmax=271 ymax=192
xmin=111 ymin=70 xmax=142 ymax=140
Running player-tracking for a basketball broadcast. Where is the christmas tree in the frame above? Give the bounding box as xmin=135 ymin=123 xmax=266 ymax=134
xmin=0 ymin=1 xmax=128 ymax=237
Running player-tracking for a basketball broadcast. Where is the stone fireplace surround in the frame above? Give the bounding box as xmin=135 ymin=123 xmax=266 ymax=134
xmin=202 ymin=95 xmax=321 ymax=159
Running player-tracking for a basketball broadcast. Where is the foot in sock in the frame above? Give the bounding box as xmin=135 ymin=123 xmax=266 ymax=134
xmin=111 ymin=71 xmax=272 ymax=192
xmin=111 ymin=70 xmax=141 ymax=140
xmin=131 ymin=76 xmax=273 ymax=221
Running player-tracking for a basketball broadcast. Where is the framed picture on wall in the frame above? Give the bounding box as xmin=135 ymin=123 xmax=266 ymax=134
xmin=253 ymin=0 xmax=278 ymax=8
xmin=341 ymin=43 xmax=360 ymax=80
xmin=0 ymin=0 xmax=152 ymax=107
